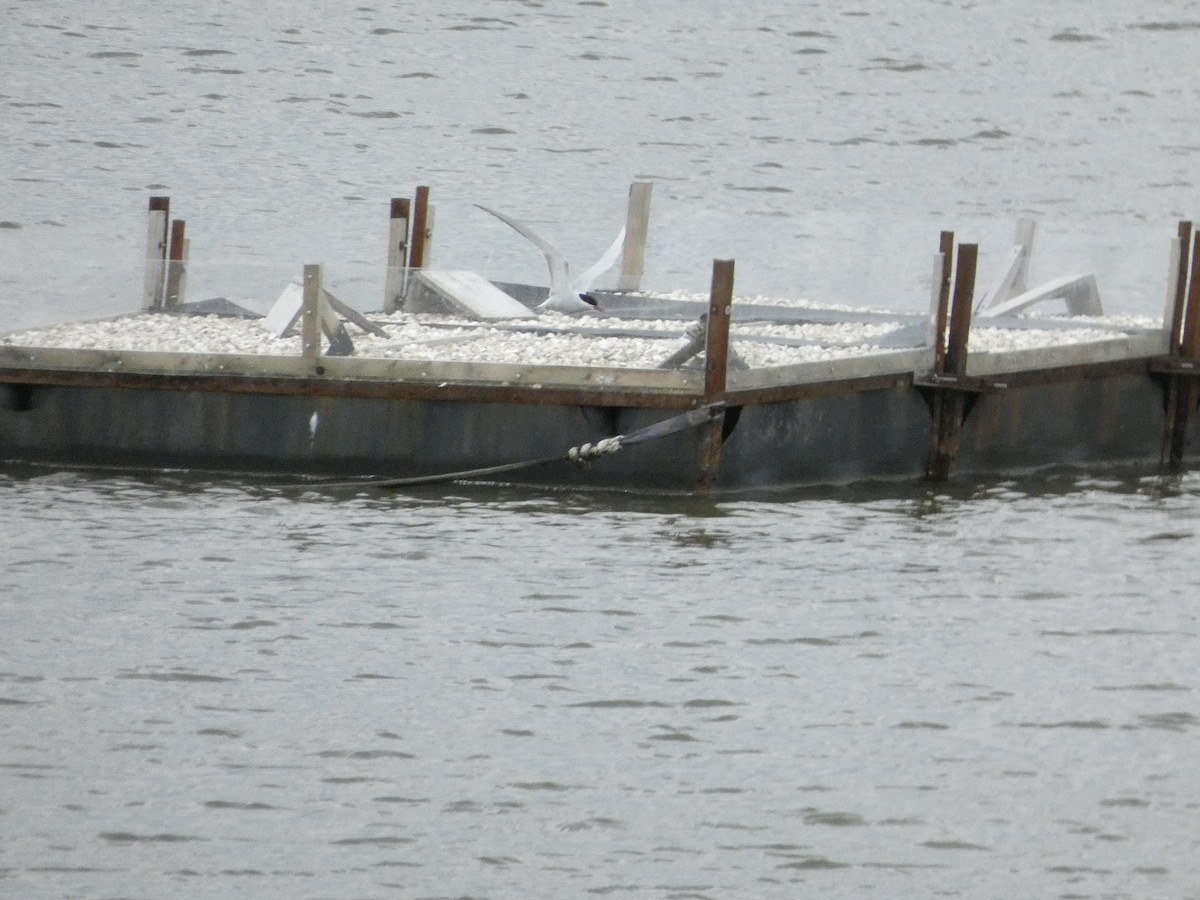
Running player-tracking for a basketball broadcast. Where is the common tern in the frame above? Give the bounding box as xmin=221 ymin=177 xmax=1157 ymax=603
xmin=476 ymin=205 xmax=626 ymax=313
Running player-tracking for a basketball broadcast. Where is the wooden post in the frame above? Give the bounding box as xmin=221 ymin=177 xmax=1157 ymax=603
xmin=1162 ymin=229 xmax=1186 ymax=344
xmin=697 ymin=258 xmax=734 ymax=490
xmin=384 ymin=197 xmax=411 ymax=313
xmin=142 ymin=196 xmax=170 ymax=310
xmin=302 ymin=264 xmax=322 ymax=362
xmin=1011 ymin=218 xmax=1036 ymax=296
xmin=924 ymin=251 xmax=945 ymax=361
xmin=975 ymin=219 xmax=1037 ymax=313
xmin=178 ymin=236 xmax=190 ymax=307
xmin=945 ymin=243 xmax=977 ymax=378
xmin=423 ymin=204 xmax=436 ymax=268
xmin=163 ymin=218 xmax=187 ymax=310
xmin=409 ymin=185 xmax=430 ymax=269
xmin=618 ymin=180 xmax=653 ymax=292
xmin=927 ymin=241 xmax=978 ymax=480
xmin=923 ymin=232 xmax=955 ymax=477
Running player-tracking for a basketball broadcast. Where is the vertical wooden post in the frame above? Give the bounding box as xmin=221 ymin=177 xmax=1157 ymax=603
xmin=1011 ymin=218 xmax=1036 ymax=297
xmin=163 ymin=218 xmax=187 ymax=310
xmin=384 ymin=197 xmax=411 ymax=313
xmin=423 ymin=204 xmax=436 ymax=268
xmin=697 ymin=258 xmax=734 ymax=490
xmin=618 ymin=180 xmax=653 ymax=292
xmin=1162 ymin=231 xmax=1185 ymax=344
xmin=924 ymin=232 xmax=955 ymax=477
xmin=945 ymin=243 xmax=978 ymax=378
xmin=178 ymin=235 xmax=191 ymax=307
xmin=142 ymin=196 xmax=169 ymax=310
xmin=927 ymin=241 xmax=978 ymax=480
xmin=924 ymin=251 xmax=946 ymax=363
xmin=302 ymin=264 xmax=322 ymax=362
xmin=409 ymin=185 xmax=430 ymax=269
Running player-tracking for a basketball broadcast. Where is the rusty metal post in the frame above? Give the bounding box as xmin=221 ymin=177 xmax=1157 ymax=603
xmin=944 ymin=243 xmax=977 ymax=377
xmin=409 ymin=185 xmax=430 ymax=269
xmin=924 ymin=232 xmax=953 ymax=479
xmin=927 ymin=241 xmax=978 ymax=480
xmin=1179 ymin=232 xmax=1200 ymax=358
xmin=163 ymin=218 xmax=187 ymax=310
xmin=697 ymin=258 xmax=734 ymax=490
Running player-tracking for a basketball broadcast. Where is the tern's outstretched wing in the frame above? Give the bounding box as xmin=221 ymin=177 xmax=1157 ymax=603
xmin=571 ymin=226 xmax=626 ymax=294
xmin=476 ymin=205 xmax=569 ymax=297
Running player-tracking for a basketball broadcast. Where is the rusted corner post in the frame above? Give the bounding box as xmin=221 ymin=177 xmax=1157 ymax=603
xmin=384 ymin=197 xmax=411 ymax=313
xmin=1163 ymin=224 xmax=1200 ymax=467
xmin=618 ymin=180 xmax=653 ymax=292
xmin=163 ymin=218 xmax=187 ymax=310
xmin=142 ymin=196 xmax=170 ymax=311
xmin=302 ymin=264 xmax=323 ymax=363
xmin=409 ymin=185 xmax=431 ymax=269
xmin=697 ymin=258 xmax=734 ymax=491
xmin=926 ymin=240 xmax=978 ymax=480
xmin=944 ymin=243 xmax=977 ymax=379
xmin=922 ymin=232 xmax=953 ymax=476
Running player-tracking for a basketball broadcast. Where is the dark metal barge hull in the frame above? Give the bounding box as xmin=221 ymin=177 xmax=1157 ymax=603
xmin=2 ymin=334 xmax=1192 ymax=492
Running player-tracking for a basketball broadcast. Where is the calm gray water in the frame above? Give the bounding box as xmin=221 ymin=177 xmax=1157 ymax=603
xmin=3 ymin=1 xmax=1200 ymax=897
xmin=3 ymin=471 xmax=1199 ymax=899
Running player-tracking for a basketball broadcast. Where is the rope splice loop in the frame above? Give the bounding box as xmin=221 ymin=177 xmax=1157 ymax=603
xmin=568 ymin=435 xmax=624 ymax=463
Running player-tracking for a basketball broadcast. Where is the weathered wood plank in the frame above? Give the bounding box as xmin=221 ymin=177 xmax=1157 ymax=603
xmin=163 ymin=218 xmax=186 ymax=310
xmin=927 ymin=241 xmax=977 ymax=480
xmin=409 ymin=185 xmax=430 ymax=268
xmin=618 ymin=181 xmax=653 ymax=292
xmin=697 ymin=258 xmax=734 ymax=490
xmin=406 ymin=270 xmax=536 ymax=319
xmin=142 ymin=196 xmax=169 ymax=311
xmin=384 ymin=197 xmax=410 ymax=313
xmin=301 ymin=264 xmax=321 ymax=362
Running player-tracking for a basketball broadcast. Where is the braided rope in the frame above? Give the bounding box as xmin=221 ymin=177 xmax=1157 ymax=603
xmin=567 ymin=435 xmax=624 ymax=462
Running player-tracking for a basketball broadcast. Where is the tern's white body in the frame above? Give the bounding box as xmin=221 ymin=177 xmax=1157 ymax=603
xmin=477 ymin=205 xmax=626 ymax=313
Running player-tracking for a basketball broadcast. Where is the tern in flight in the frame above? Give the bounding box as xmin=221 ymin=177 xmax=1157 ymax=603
xmin=476 ymin=205 xmax=625 ymax=313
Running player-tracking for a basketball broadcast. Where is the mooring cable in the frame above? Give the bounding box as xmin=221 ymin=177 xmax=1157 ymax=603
xmin=309 ymin=402 xmax=726 ymax=489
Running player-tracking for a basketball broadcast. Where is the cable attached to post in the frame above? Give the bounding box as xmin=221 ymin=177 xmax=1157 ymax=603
xmin=311 ymin=402 xmax=726 ymax=489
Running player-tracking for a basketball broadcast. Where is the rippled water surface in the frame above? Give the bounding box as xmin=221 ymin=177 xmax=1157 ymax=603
xmin=4 ymin=1 xmax=1200 ymax=897
xmin=3 ymin=471 xmax=1199 ymax=898
xmin=4 ymin=0 xmax=1200 ymax=324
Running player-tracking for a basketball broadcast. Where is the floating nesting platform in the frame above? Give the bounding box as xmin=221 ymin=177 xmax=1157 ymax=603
xmin=2 ymin=195 xmax=1199 ymax=493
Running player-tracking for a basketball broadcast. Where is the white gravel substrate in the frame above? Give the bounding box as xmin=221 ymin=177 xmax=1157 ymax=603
xmin=2 ymin=301 xmax=1158 ymax=370
xmin=969 ymin=326 xmax=1125 ymax=353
